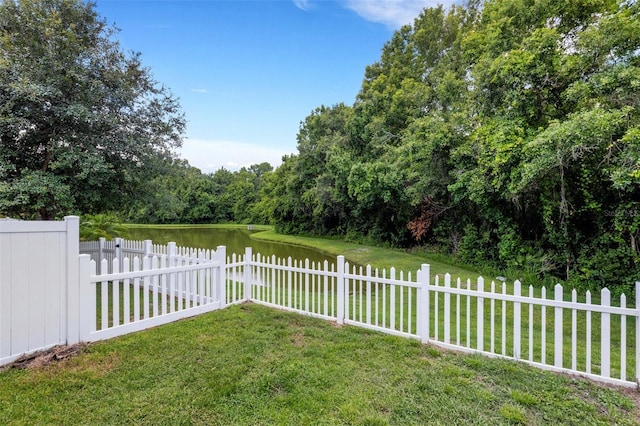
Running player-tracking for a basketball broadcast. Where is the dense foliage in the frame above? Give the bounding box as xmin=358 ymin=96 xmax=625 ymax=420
xmin=0 ymin=0 xmax=185 ymax=219
xmin=120 ymin=160 xmax=274 ymax=225
xmin=267 ymin=0 xmax=640 ymax=291
xmin=3 ymin=0 xmax=638 ymax=291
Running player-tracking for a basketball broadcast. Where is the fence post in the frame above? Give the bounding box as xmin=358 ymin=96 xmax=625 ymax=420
xmin=244 ymin=247 xmax=252 ymax=302
xmin=336 ymin=255 xmax=345 ymax=324
xmin=114 ymin=237 xmax=124 ymax=272
xmin=217 ymin=246 xmax=227 ymax=307
xmin=554 ymin=284 xmax=564 ymax=369
xmin=64 ymin=216 xmax=80 ymax=345
xmin=513 ymin=280 xmax=521 ymax=360
xmin=143 ymin=240 xmax=153 ymax=258
xmin=635 ymin=282 xmax=639 ymax=386
xmin=78 ymin=254 xmax=95 ymax=341
xmin=417 ymin=264 xmax=430 ymax=343
xmin=98 ymin=237 xmax=105 ymax=274
xmin=168 ymin=242 xmax=177 ymax=258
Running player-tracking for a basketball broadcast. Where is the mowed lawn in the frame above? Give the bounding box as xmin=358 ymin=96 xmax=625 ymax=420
xmin=0 ymin=303 xmax=638 ymax=425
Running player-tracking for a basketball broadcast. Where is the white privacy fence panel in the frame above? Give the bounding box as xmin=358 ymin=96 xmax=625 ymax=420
xmin=0 ymin=216 xmax=80 ymax=366
xmin=79 ymin=246 xmax=227 ymax=342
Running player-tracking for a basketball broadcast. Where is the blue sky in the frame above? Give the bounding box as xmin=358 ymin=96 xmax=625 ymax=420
xmin=94 ymin=0 xmax=452 ymax=172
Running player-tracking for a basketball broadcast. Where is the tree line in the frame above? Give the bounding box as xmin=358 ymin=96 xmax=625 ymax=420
xmin=264 ymin=0 xmax=639 ymax=291
xmin=2 ymin=0 xmax=639 ymax=291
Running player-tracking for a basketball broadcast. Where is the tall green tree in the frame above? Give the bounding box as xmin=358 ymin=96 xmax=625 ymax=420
xmin=0 ymin=0 xmax=185 ymax=219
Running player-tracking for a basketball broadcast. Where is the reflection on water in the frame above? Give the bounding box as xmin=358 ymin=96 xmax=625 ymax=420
xmin=126 ymin=227 xmax=336 ymax=266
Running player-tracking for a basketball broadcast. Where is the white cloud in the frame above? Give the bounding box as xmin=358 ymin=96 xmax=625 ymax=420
xmin=293 ymin=0 xmax=312 ymax=11
xmin=190 ymin=88 xmax=208 ymax=94
xmin=178 ymin=138 xmax=292 ymax=173
xmin=342 ymin=0 xmax=455 ymax=28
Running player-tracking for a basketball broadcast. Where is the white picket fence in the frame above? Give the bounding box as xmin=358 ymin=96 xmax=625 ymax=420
xmin=78 ymin=246 xmax=227 ymax=342
xmin=225 ymin=247 xmax=640 ymax=388
xmin=79 ymin=238 xmax=188 ymax=274
xmin=4 ymin=230 xmax=639 ymax=390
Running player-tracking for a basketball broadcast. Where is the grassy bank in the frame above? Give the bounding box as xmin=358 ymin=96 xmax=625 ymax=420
xmin=250 ymin=229 xmax=484 ymax=283
xmin=1 ymin=304 xmax=637 ymax=425
xmin=127 ymin=223 xmax=272 ymax=231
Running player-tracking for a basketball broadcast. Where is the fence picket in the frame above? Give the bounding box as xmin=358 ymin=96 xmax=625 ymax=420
xmin=636 ymin=282 xmax=640 ymax=386
xmin=466 ymin=279 xmax=470 ymax=349
xmin=572 ymin=289 xmax=577 ymax=371
xmin=601 ymin=288 xmax=611 ymax=378
xmin=434 ymin=275 xmax=439 ymax=342
xmin=490 ymin=280 xmax=495 ymax=354
xmin=113 ymin=258 xmax=120 ymax=327
xmin=528 ymin=285 xmax=534 ymax=362
xmin=390 ymin=268 xmax=396 ymax=332
xmin=586 ymin=290 xmax=592 ymax=374
xmin=444 ymin=274 xmax=451 ymax=344
xmin=554 ymin=284 xmax=563 ymax=368
xmin=382 ymin=269 xmax=387 ymax=328
xmin=502 ymin=282 xmax=507 ymax=356
xmin=513 ymin=280 xmax=521 ymax=360
xmin=100 ymin=259 xmax=108 ymax=330
xmin=123 ymin=258 xmax=130 ymax=325
xmin=161 ymin=255 xmax=168 ymax=315
xmin=477 ymin=277 xmax=484 ymax=352
xmin=143 ymin=256 xmax=150 ymax=319
xmin=133 ymin=257 xmax=140 ymax=322
xmin=305 ymin=259 xmax=310 ymax=313
xmin=400 ymin=271 xmax=405 ymax=332
xmin=541 ymin=287 xmax=547 ymax=365
xmin=366 ymin=265 xmax=372 ymax=325
xmin=620 ymin=293 xmax=626 ymax=382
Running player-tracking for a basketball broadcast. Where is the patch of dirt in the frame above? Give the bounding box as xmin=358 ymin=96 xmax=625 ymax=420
xmin=2 ymin=343 xmax=88 ymax=371
xmin=291 ymin=333 xmax=305 ymax=347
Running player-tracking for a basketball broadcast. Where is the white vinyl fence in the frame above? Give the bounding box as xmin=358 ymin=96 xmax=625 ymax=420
xmin=230 ymin=247 xmax=640 ymax=388
xmin=78 ymin=246 xmax=227 ymax=342
xmin=4 ymin=231 xmax=639 ymax=389
xmin=80 ymin=238 xmax=182 ymax=274
xmin=0 ymin=216 xmax=80 ymax=365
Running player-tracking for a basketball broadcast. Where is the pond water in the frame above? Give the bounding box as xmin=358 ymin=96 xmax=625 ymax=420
xmin=126 ymin=226 xmax=336 ymax=266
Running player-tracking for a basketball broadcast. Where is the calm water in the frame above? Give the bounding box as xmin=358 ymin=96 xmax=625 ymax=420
xmin=127 ymin=226 xmax=336 ymax=266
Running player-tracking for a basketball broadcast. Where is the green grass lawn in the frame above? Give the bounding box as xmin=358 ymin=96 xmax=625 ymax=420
xmin=1 ymin=303 xmax=637 ymax=425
